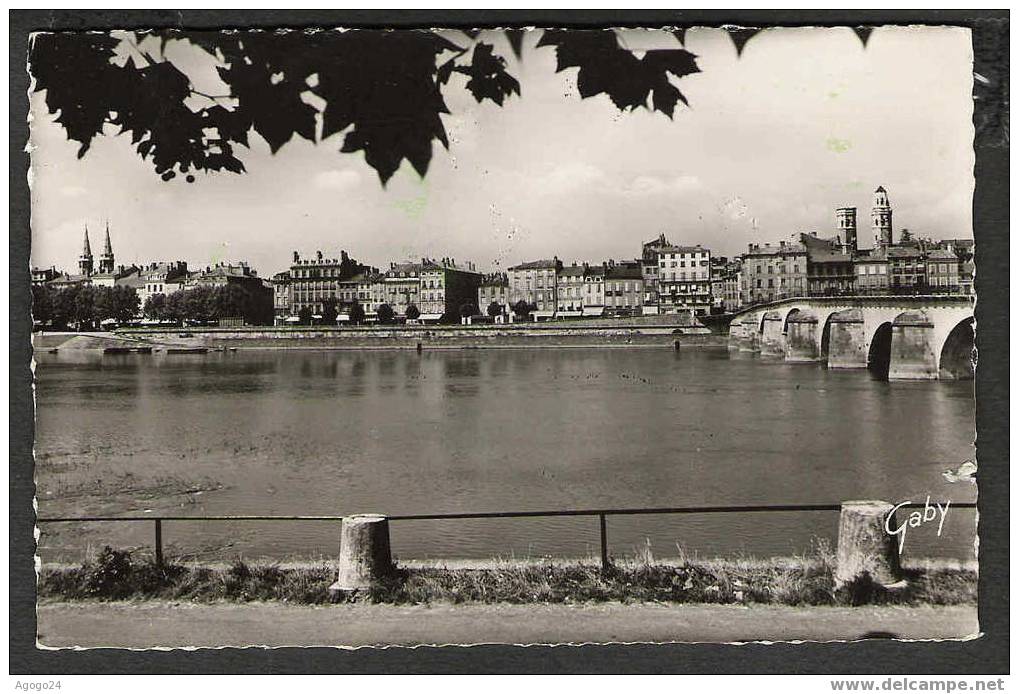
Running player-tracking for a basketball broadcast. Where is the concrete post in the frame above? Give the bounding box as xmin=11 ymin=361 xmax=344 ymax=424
xmin=827 ymin=310 xmax=866 ymax=369
xmin=330 ymin=514 xmax=395 ymax=593
xmin=889 ymin=312 xmax=937 ymax=380
xmin=835 ymin=500 xmax=903 ymax=588
xmin=785 ymin=313 xmax=819 ymax=362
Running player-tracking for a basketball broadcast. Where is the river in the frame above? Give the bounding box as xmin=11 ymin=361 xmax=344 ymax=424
xmin=33 ymin=347 xmax=977 ymax=564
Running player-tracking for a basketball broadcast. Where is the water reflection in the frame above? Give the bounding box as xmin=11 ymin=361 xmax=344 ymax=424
xmin=33 ymin=347 xmax=977 ymax=562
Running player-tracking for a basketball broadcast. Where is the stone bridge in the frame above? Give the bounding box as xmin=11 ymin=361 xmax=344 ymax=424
xmin=728 ymin=296 xmax=975 ymax=380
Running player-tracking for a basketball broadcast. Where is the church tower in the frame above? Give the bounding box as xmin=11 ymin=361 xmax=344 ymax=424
xmin=98 ymin=223 xmax=115 ymax=274
xmin=872 ymin=186 xmax=893 ymax=248
xmin=835 ymin=207 xmax=857 ymax=252
xmin=78 ymin=226 xmax=94 ymax=277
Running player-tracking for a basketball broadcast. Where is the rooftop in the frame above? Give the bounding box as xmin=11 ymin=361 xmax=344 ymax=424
xmin=745 ymin=241 xmax=807 ymax=256
xmin=508 ymin=259 xmax=560 ymax=271
xmin=659 ymin=244 xmax=709 ymax=254
xmin=558 ymin=265 xmax=586 ymax=277
xmin=605 ymin=265 xmax=643 ymax=280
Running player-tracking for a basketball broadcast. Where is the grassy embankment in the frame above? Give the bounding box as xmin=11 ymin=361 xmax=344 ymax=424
xmin=38 ymin=543 xmax=976 ymax=607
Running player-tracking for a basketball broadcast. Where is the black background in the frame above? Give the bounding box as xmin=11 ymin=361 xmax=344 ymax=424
xmin=9 ymin=9 xmax=1009 ymax=674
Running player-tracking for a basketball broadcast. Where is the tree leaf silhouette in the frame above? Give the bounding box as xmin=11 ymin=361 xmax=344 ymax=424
xmin=536 ymin=30 xmax=698 ymax=117
xmin=30 ymin=32 xmax=121 ymax=157
xmin=212 ymin=32 xmax=318 ymax=154
xmin=505 ymin=29 xmax=525 ymax=59
xmin=853 ymin=26 xmax=874 ymax=47
xmin=454 ymin=42 xmax=521 ymax=106
xmin=726 ymin=27 xmax=762 ymax=57
xmin=314 ymin=31 xmax=462 ymax=183
xmin=30 ymin=28 xmax=719 ymax=186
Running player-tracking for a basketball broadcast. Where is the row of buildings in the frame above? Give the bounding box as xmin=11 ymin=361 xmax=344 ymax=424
xmin=32 ymin=225 xmax=273 ymax=321
xmin=34 ymin=186 xmax=975 ymax=326
xmin=271 ymin=243 xmax=720 ymax=325
xmin=738 ymin=187 xmax=975 ymax=307
xmin=268 ymin=187 xmax=972 ymax=324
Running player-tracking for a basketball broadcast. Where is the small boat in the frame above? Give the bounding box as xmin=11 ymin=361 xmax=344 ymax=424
xmin=103 ymin=346 xmax=152 ymax=354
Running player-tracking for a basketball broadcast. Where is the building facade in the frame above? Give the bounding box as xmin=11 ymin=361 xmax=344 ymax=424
xmin=708 ymin=257 xmax=742 ymax=313
xmin=925 ymin=248 xmax=960 ymax=292
xmin=852 ymin=248 xmax=889 ymax=294
xmin=417 ymin=258 xmax=483 ymax=320
xmin=556 ymin=264 xmax=586 ymax=314
xmin=31 ymin=267 xmax=60 ymax=286
xmin=507 ymin=258 xmax=561 ymax=313
xmin=380 ymin=262 xmax=422 ymax=316
xmin=801 ymin=233 xmax=854 ymax=297
xmin=657 ymin=244 xmax=712 ymax=315
xmin=603 ymin=261 xmax=644 ymax=316
xmin=740 ymin=240 xmax=807 ymax=306
xmin=271 ymin=271 xmax=291 ymax=325
xmin=887 ymin=245 xmax=926 ymax=292
xmin=582 ymin=263 xmax=605 ymax=316
xmin=136 ymin=261 xmax=189 ymax=308
xmin=288 ymin=250 xmax=373 ymax=317
xmin=190 ymin=261 xmax=273 ymax=324
xmin=641 ymin=233 xmax=672 ymax=313
xmin=721 ymin=261 xmax=742 ymax=312
xmin=478 ymin=273 xmax=510 ymax=316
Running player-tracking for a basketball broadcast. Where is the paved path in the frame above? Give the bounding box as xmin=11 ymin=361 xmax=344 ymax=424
xmin=37 ymin=602 xmax=978 ymax=649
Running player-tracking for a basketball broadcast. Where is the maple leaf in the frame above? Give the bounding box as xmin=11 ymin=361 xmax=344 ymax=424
xmin=454 ymin=42 xmax=521 ymax=106
xmin=537 ymin=30 xmax=699 ymax=118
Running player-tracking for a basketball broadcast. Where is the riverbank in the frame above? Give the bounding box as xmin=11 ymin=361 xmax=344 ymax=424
xmin=34 ymin=327 xmax=728 ymax=352
xmin=38 ymin=546 xmax=977 ymax=608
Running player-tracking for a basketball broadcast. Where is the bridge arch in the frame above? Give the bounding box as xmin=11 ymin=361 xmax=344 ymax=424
xmin=867 ymin=321 xmax=893 ymax=379
xmin=760 ymin=310 xmax=792 ymax=358
xmin=783 ymin=308 xmax=802 ymax=334
xmin=731 ymin=297 xmax=973 ymax=378
xmin=825 ymin=308 xmax=865 ymax=368
xmin=887 ymin=310 xmax=937 ymax=380
xmin=819 ymin=312 xmax=835 ymax=359
xmin=938 ymin=317 xmax=975 ymax=380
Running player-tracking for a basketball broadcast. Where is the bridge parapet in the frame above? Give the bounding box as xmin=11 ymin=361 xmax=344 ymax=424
xmin=727 ymin=296 xmax=974 ymax=380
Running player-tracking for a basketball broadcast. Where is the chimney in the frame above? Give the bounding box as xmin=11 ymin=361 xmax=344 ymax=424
xmin=293 ymin=251 xmax=299 ymax=263
xmin=316 ymin=250 xmax=323 ymax=261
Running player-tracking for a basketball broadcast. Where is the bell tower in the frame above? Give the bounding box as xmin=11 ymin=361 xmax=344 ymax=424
xmin=99 ymin=223 xmax=115 ymax=274
xmin=872 ymin=186 xmax=893 ymax=248
xmin=835 ymin=207 xmax=857 ymax=252
xmin=78 ymin=226 xmax=94 ymax=277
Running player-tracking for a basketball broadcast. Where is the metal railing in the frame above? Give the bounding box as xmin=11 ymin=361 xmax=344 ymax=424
xmin=36 ymin=501 xmax=977 ymax=570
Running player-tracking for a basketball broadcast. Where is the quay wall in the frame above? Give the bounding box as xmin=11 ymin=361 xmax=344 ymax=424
xmin=113 ymin=325 xmax=726 ymax=350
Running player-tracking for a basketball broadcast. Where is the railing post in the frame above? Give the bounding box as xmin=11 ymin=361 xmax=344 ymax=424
xmin=330 ymin=514 xmax=395 ymax=595
xmin=835 ymin=500 xmax=903 ymax=588
xmin=154 ymin=519 xmax=164 ymax=568
xmin=599 ymin=513 xmax=610 ymax=571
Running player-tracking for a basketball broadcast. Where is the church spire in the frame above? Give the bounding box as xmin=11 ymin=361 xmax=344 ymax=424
xmin=98 ymin=222 xmax=115 ymax=274
xmin=79 ymin=225 xmax=94 ymax=277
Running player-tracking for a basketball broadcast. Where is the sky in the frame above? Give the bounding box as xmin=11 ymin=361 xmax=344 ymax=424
xmin=29 ymin=26 xmax=975 ymax=278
